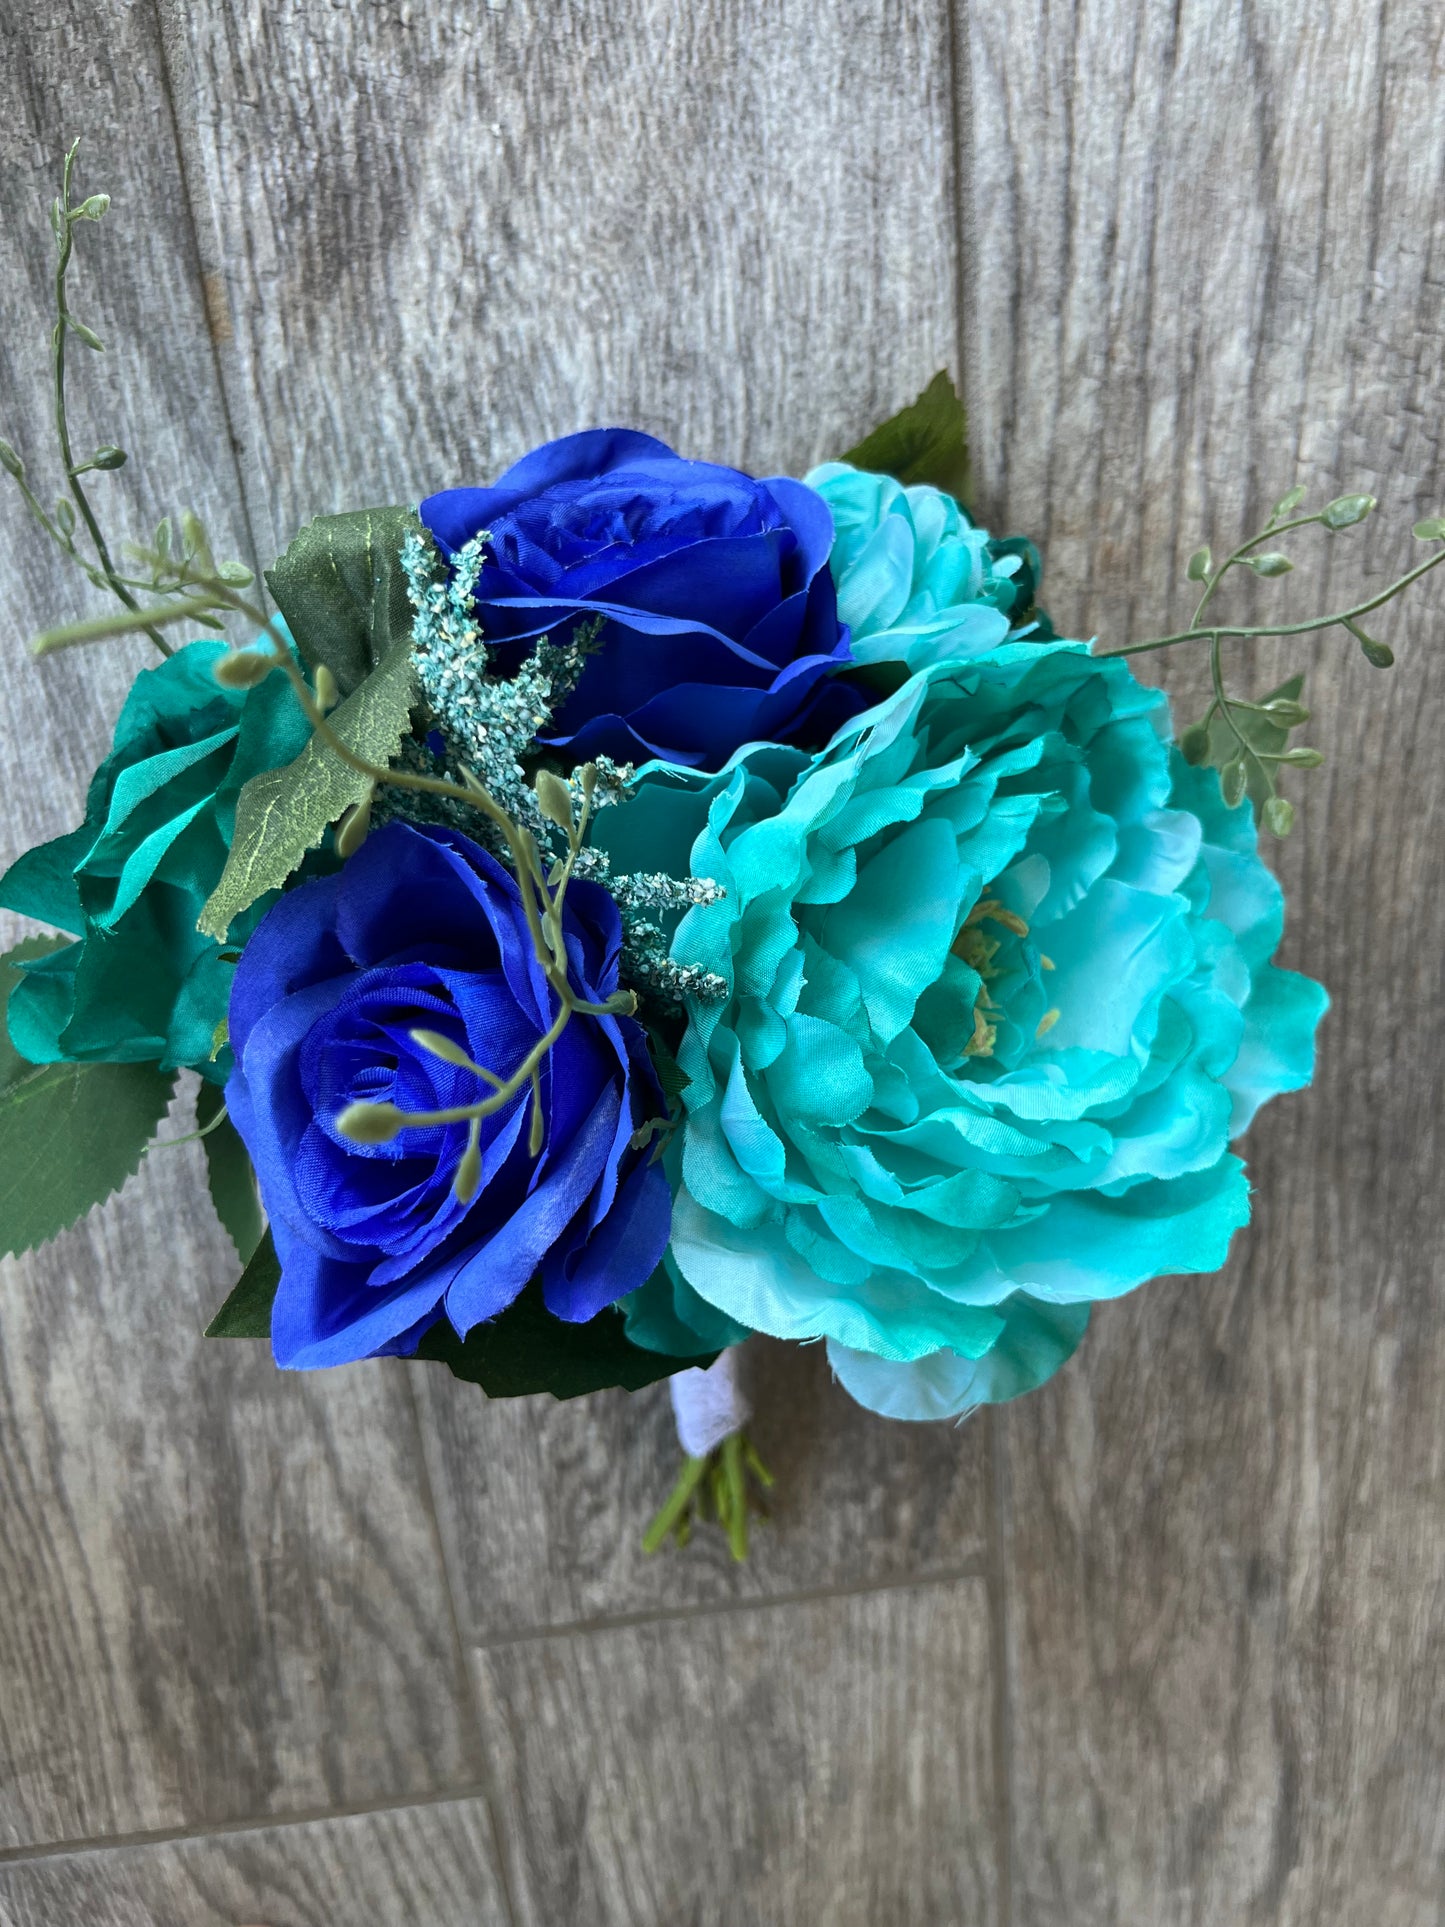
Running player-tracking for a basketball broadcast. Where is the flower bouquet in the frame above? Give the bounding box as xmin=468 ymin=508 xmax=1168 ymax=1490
xmin=4 ymin=147 xmax=1440 ymax=1556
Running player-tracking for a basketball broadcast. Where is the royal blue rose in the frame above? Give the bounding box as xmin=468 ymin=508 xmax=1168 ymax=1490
xmin=420 ymin=429 xmax=862 ymax=771
xmin=226 ymin=819 xmax=671 ymax=1368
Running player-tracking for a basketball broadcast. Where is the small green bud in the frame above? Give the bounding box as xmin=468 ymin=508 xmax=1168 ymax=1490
xmin=409 ymin=1027 xmax=476 ymax=1071
xmin=453 ymin=1131 xmax=483 ymax=1204
xmin=335 ymin=1100 xmax=405 ymax=1144
xmin=90 ymin=445 xmax=127 ymax=470
xmin=535 ymin=768 xmax=575 ymax=831
xmin=72 ymin=193 xmax=109 ymax=221
xmin=54 ymin=497 xmax=76 ymax=536
xmin=213 ymin=646 xmax=276 ymax=689
xmin=1261 ymin=698 xmax=1311 ymax=726
xmin=1221 ymin=758 xmax=1248 ymax=809
xmin=180 ymin=509 xmax=214 ymax=569
xmin=1263 ymin=795 xmax=1296 ymax=837
xmin=1412 ymin=517 xmax=1445 ymax=541
xmin=66 ymin=316 xmax=104 ymax=352
xmin=0 ymin=438 xmax=23 ymax=479
xmin=1278 ymin=745 xmax=1325 ymax=768
xmin=528 ymin=1092 xmax=546 ymax=1158
xmin=216 ymin=559 xmax=254 ymax=587
xmin=49 ymin=198 xmax=65 ymax=242
xmin=1186 ymin=546 xmax=1211 ymax=583
xmin=334 ymin=790 xmax=373 ymax=858
xmin=1272 ymin=484 xmax=1308 ymax=519
xmin=154 ymin=517 xmax=173 ymax=557
xmin=1178 ymin=721 xmax=1211 ymax=765
xmin=313 ymin=664 xmax=340 ymax=714
xmin=1321 ymin=492 xmax=1376 ymax=530
xmin=1246 ymin=551 xmax=1293 ymax=577
xmin=1357 ymin=634 xmax=1394 ymax=668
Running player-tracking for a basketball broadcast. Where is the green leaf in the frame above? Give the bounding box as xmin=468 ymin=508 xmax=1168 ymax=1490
xmin=204 ymin=1227 xmax=280 ymax=1337
xmin=197 ymin=1082 xmax=264 ymax=1264
xmin=646 ymin=1026 xmax=691 ymax=1110
xmin=413 ymin=1278 xmax=713 ymax=1400
xmin=0 ymin=938 xmax=177 ymax=1258
xmin=1321 ymin=492 xmax=1376 ymax=530
xmin=198 ymin=636 xmax=417 ymax=940
xmin=1186 ymin=546 xmax=1211 ymax=582
xmin=1204 ymin=672 xmax=1306 ymax=815
xmin=1272 ymin=485 xmax=1307 ymax=519
xmin=265 ymin=505 xmax=422 ymax=695
xmin=840 ymin=370 xmax=969 ymax=502
xmin=1412 ymin=517 xmax=1445 ymax=541
xmin=1245 ymin=550 xmax=1293 ymax=577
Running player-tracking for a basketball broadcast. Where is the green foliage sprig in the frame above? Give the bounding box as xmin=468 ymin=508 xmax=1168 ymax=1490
xmin=1098 ymin=486 xmax=1445 ymax=833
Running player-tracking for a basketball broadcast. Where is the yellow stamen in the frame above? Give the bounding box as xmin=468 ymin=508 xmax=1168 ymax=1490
xmin=1035 ymin=1008 xmax=1061 ymax=1041
xmin=1039 ymin=953 xmax=1055 ymax=971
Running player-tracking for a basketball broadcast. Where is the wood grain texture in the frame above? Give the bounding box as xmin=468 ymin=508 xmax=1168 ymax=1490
xmin=0 ymin=1798 xmax=511 ymax=1927
xmin=0 ymin=1 xmax=258 ymax=935
xmin=162 ymin=0 xmax=959 ymax=561
xmin=962 ymin=2 xmax=1445 ymax=1919
xmin=416 ymin=1335 xmax=988 ymax=1640
xmin=473 ymin=1578 xmax=999 ymax=1927
xmin=0 ymin=1081 xmax=481 ymax=1851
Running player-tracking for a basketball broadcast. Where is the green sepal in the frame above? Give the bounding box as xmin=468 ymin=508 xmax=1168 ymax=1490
xmin=413 ymin=1278 xmax=716 ymax=1400
xmin=198 ymin=635 xmax=417 ymax=940
xmin=0 ymin=937 xmax=176 ymax=1258
xmin=1204 ymin=672 xmax=1306 ymax=815
xmin=265 ymin=505 xmax=422 ymax=694
xmin=841 ymin=370 xmax=970 ymax=503
xmin=197 ymin=1082 xmax=264 ymax=1264
xmin=204 ymin=1226 xmax=280 ymax=1337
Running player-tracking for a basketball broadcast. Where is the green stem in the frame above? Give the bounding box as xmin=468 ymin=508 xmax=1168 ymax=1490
xmin=52 ymin=143 xmax=171 ymax=659
xmin=1100 ymin=545 xmax=1445 ymax=659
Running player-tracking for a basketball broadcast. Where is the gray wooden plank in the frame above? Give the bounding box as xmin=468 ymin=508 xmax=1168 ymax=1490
xmin=472 ymin=1577 xmax=999 ymax=1927
xmin=0 ymin=5 xmax=258 ymax=931
xmin=0 ymin=9 xmax=481 ymax=1853
xmin=961 ymin=1 xmax=1445 ymax=1920
xmin=162 ymin=0 xmax=959 ymax=556
xmin=0 ymin=1080 xmax=482 ymax=1851
xmin=415 ymin=1336 xmax=989 ymax=1640
xmin=0 ymin=1797 xmax=511 ymax=1927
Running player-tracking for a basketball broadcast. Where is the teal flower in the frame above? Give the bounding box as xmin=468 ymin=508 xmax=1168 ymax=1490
xmin=607 ymin=641 xmax=1326 ymax=1419
xmin=806 ymin=462 xmax=1040 ymax=673
xmin=0 ymin=639 xmax=312 ymax=1080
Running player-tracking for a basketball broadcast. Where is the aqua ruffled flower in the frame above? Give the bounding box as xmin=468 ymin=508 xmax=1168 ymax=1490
xmin=0 ymin=639 xmax=312 ymax=1080
xmin=806 ymin=462 xmax=1040 ymax=673
xmin=606 ymin=640 xmax=1326 ymax=1420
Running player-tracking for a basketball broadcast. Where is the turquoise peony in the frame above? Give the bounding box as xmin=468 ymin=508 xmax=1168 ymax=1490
xmin=806 ymin=461 xmax=1041 ymax=672
xmin=605 ymin=639 xmax=1326 ymax=1420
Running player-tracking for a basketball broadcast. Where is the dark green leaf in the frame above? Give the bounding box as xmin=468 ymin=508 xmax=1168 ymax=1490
xmin=265 ymin=505 xmax=422 ymax=694
xmin=414 ymin=1278 xmax=712 ymax=1400
xmin=204 ymin=1227 xmax=280 ymax=1337
xmin=198 ymin=635 xmax=417 ymax=940
xmin=646 ymin=1027 xmax=691 ymax=1110
xmin=197 ymin=1083 xmax=265 ymax=1264
xmin=840 ymin=370 xmax=969 ymax=502
xmin=1204 ymin=672 xmax=1306 ymax=815
xmin=0 ymin=938 xmax=176 ymax=1258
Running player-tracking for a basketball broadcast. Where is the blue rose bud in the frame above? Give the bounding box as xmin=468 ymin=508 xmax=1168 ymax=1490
xmin=225 ymin=821 xmax=671 ymax=1368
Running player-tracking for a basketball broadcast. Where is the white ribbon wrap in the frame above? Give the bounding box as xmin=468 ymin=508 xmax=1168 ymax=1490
xmin=668 ymin=1346 xmax=751 ymax=1459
